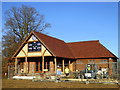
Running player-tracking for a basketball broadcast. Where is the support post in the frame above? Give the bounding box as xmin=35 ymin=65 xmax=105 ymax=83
xmin=46 ymin=62 xmax=47 ymax=69
xmin=8 ymin=65 xmax=10 ymax=79
xmin=38 ymin=62 xmax=40 ymax=72
xmin=42 ymin=49 xmax=46 ymax=73
xmin=25 ymin=57 xmax=28 ymax=73
xmin=54 ymin=57 xmax=57 ymax=73
xmin=69 ymin=60 xmax=70 ymax=69
xmin=15 ymin=58 xmax=17 ymax=74
xmin=117 ymin=58 xmax=119 ymax=80
xmin=108 ymin=58 xmax=112 ymax=76
xmin=62 ymin=59 xmax=64 ymax=73
xmin=42 ymin=55 xmax=44 ymax=73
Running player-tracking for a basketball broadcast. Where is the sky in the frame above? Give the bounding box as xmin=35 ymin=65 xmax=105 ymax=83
xmin=2 ymin=2 xmax=118 ymax=56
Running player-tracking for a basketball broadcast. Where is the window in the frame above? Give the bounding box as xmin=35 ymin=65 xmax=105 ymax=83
xmin=78 ymin=60 xmax=83 ymax=63
xmin=89 ymin=60 xmax=95 ymax=62
xmin=100 ymin=60 xmax=107 ymax=63
xmin=101 ymin=60 xmax=107 ymax=62
xmin=28 ymin=41 xmax=41 ymax=52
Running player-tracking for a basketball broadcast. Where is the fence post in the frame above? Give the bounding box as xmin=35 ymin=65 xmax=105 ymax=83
xmin=117 ymin=59 xmax=119 ymax=80
xmin=8 ymin=65 xmax=10 ymax=79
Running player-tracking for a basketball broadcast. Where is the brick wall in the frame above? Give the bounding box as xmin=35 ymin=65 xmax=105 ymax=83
xmin=75 ymin=58 xmax=117 ymax=73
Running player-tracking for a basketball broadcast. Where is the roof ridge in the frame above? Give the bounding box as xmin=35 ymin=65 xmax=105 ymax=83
xmin=67 ymin=40 xmax=99 ymax=44
xmin=33 ymin=31 xmax=65 ymax=42
xmin=33 ymin=31 xmax=75 ymax=59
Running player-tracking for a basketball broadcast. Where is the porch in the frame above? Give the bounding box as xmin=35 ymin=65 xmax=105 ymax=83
xmin=14 ymin=56 xmax=75 ymax=75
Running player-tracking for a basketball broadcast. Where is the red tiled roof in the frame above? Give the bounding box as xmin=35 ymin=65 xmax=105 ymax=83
xmin=12 ymin=31 xmax=117 ymax=59
xmin=33 ymin=31 xmax=75 ymax=59
xmin=67 ymin=40 xmax=117 ymax=58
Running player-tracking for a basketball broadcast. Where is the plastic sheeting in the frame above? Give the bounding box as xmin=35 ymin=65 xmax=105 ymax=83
xmin=12 ymin=76 xmax=36 ymax=79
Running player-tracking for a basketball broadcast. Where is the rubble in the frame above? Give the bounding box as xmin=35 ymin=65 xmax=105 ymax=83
xmin=12 ymin=72 xmax=119 ymax=85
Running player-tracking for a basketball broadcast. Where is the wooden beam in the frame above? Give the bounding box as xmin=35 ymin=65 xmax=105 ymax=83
xmin=69 ymin=60 xmax=70 ymax=69
xmin=62 ymin=59 xmax=64 ymax=73
xmin=26 ymin=40 xmax=38 ymax=43
xmin=15 ymin=58 xmax=17 ymax=74
xmin=25 ymin=57 xmax=27 ymax=62
xmin=38 ymin=62 xmax=40 ymax=71
xmin=42 ymin=49 xmax=46 ymax=73
xmin=25 ymin=57 xmax=28 ymax=73
xmin=42 ymin=55 xmax=44 ymax=72
xmin=46 ymin=62 xmax=47 ymax=69
xmin=54 ymin=57 xmax=57 ymax=73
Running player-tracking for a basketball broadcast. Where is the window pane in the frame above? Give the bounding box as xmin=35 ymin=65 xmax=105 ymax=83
xmin=28 ymin=41 xmax=41 ymax=52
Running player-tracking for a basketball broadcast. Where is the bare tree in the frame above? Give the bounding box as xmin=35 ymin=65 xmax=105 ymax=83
xmin=3 ymin=5 xmax=51 ymax=57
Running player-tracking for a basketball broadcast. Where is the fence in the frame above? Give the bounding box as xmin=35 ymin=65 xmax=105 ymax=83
xmin=7 ymin=61 xmax=119 ymax=81
xmin=74 ymin=62 xmax=118 ymax=80
xmin=118 ymin=61 xmax=120 ymax=80
xmin=7 ymin=65 xmax=14 ymax=79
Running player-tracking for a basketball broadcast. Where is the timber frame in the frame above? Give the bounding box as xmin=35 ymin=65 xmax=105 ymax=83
xmin=12 ymin=31 xmax=118 ymax=75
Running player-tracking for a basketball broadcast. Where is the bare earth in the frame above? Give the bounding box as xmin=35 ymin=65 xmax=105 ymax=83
xmin=2 ymin=79 xmax=120 ymax=88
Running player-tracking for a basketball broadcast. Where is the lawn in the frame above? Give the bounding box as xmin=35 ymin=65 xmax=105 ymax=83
xmin=2 ymin=78 xmax=120 ymax=88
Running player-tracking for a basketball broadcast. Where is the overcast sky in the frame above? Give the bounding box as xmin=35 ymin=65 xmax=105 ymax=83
xmin=2 ymin=2 xmax=118 ymax=56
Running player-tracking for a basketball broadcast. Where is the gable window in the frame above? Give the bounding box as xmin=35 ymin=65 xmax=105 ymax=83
xmin=28 ymin=41 xmax=41 ymax=52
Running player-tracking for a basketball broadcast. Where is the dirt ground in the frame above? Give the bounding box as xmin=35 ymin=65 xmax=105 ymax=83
xmin=2 ymin=78 xmax=120 ymax=88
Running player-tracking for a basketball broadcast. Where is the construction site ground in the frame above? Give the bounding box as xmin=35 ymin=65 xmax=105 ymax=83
xmin=2 ymin=78 xmax=120 ymax=88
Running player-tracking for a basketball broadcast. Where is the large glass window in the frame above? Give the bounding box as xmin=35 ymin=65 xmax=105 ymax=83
xmin=28 ymin=41 xmax=41 ymax=52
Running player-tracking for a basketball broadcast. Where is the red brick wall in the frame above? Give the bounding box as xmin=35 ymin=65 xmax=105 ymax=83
xmin=75 ymin=58 xmax=117 ymax=74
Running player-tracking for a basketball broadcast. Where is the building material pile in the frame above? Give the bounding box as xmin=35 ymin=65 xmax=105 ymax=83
xmin=12 ymin=76 xmax=35 ymax=80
